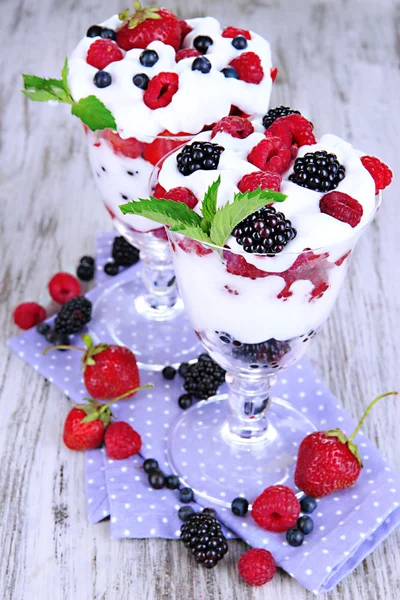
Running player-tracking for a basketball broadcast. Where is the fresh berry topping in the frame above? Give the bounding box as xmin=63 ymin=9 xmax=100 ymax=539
xmin=179 ymin=19 xmax=193 ymax=42
xmin=231 ymin=497 xmax=249 ymax=516
xmin=105 ymin=421 xmax=142 ymax=459
xmin=221 ymin=66 xmax=239 ymax=79
xmin=148 ymin=470 xmax=165 ymax=489
xmin=163 ymin=187 xmax=199 ymax=209
xmin=139 ymin=49 xmax=159 ymax=67
xmin=36 ymin=322 xmax=50 ymax=336
xmin=54 ymin=296 xmax=92 ymax=334
xmin=286 ymin=527 xmax=304 ymax=547
xmin=176 ymin=48 xmax=201 ymax=63
xmin=45 ymin=329 xmax=70 ymax=348
xmin=162 ymin=365 xmax=176 ymax=380
xmin=77 ymin=263 xmax=94 ymax=281
xmin=86 ymin=39 xmax=123 ymax=70
xmin=320 ymin=191 xmax=363 ymax=227
xmin=222 ymin=26 xmax=251 ymax=40
xmin=192 ymin=56 xmax=212 ymax=73
xmin=300 ymin=495 xmax=317 ymax=514
xmin=143 ymin=458 xmax=159 ymax=473
xmin=112 ymin=236 xmax=140 ymax=266
xmin=153 ymin=183 xmax=167 ymax=198
xmin=193 ymin=35 xmax=213 ymax=54
xmin=174 ymin=236 xmax=213 ymax=257
xmin=183 ymin=354 xmax=226 ymax=399
xmin=87 ymin=25 xmax=103 ymax=38
xmin=361 ymin=155 xmax=393 ymax=193
xmin=116 ymin=5 xmax=181 ymax=51
xmin=103 ymin=130 xmax=144 ymax=159
xmin=211 ymin=116 xmax=254 ymax=140
xmin=238 ymin=549 xmax=276 ymax=586
xmin=13 ymin=302 xmax=46 ymax=330
xmin=176 ymin=141 xmax=224 ymax=176
xmin=166 ymin=475 xmax=180 ymax=490
xmin=48 ymin=272 xmax=81 ymax=304
xmin=237 ymin=171 xmax=282 ymax=193
xmin=297 ymin=515 xmax=314 ymax=535
xmin=143 ymin=72 xmax=179 ymax=109
xmin=266 ymin=114 xmax=316 ymax=149
xmin=94 ymin=70 xmax=112 ymax=88
xmin=178 ymin=393 xmax=193 ymax=409
xmin=270 ymin=67 xmax=278 ymax=82
xmin=178 ymin=362 xmax=190 ymax=377
xmin=251 ymin=485 xmax=300 ymax=532
xmin=262 ymin=106 xmax=301 ymax=130
xmin=232 ymin=206 xmax=296 ymax=254
xmin=178 ymin=505 xmax=195 ymax=522
xmin=63 ymin=405 xmax=108 ymax=451
xmin=229 ymin=52 xmax=264 ymax=84
xmin=80 ymin=255 xmax=95 ymax=267
xmin=104 ymin=262 xmax=119 ymax=276
xmin=180 ymin=487 xmax=194 ymax=503
xmin=133 ymin=73 xmax=149 ymax=89
xmin=289 ymin=150 xmax=346 ymax=192
xmin=247 ymin=137 xmax=291 ymax=175
xmin=180 ymin=512 xmax=228 ymax=568
xmin=219 ymin=335 xmax=290 ymax=367
xmin=202 ymin=507 xmax=217 ymax=517
xmin=231 ymin=35 xmax=248 ymax=50
xmin=100 ymin=28 xmax=117 ymax=41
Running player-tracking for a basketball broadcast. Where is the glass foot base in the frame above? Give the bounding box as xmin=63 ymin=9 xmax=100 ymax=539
xmin=167 ymin=394 xmax=317 ymax=507
xmin=89 ymin=277 xmax=200 ymax=370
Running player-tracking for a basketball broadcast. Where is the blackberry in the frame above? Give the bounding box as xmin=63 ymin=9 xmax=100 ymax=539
xmin=193 ymin=35 xmax=213 ymax=54
xmin=112 ymin=236 xmax=140 ymax=266
xmin=180 ymin=512 xmax=228 ymax=568
xmin=54 ymin=296 xmax=92 ymax=335
xmin=176 ymin=141 xmax=224 ymax=176
xmin=289 ymin=151 xmax=346 ymax=192
xmin=183 ymin=354 xmax=226 ymax=400
xmin=232 ymin=206 xmax=297 ymax=254
xmin=232 ymin=337 xmax=290 ymax=367
xmin=262 ymin=105 xmax=301 ymax=129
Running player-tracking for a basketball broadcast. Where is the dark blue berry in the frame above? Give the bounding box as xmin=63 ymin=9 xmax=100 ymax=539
xmin=36 ymin=322 xmax=49 ymax=336
xmin=166 ymin=475 xmax=180 ymax=490
xmin=286 ymin=527 xmax=304 ymax=547
xmin=77 ymin=263 xmax=94 ymax=281
xmin=193 ymin=35 xmax=213 ymax=54
xmin=139 ymin=49 xmax=159 ymax=67
xmin=45 ymin=329 xmax=70 ymax=349
xmin=297 ymin=516 xmax=314 ymax=535
xmin=104 ymin=262 xmax=119 ymax=276
xmin=100 ymin=28 xmax=117 ymax=41
xmin=202 ymin=507 xmax=217 ymax=518
xmin=143 ymin=458 xmax=158 ymax=473
xmin=148 ymin=470 xmax=165 ymax=489
xmin=87 ymin=25 xmax=102 ymax=38
xmin=221 ymin=66 xmax=239 ymax=79
xmin=94 ymin=71 xmax=112 ymax=88
xmin=178 ymin=362 xmax=190 ymax=377
xmin=231 ymin=497 xmax=249 ymax=517
xmin=300 ymin=495 xmax=317 ymax=514
xmin=178 ymin=394 xmax=193 ymax=410
xmin=162 ymin=366 xmax=176 ymax=380
xmin=80 ymin=255 xmax=95 ymax=267
xmin=133 ymin=73 xmax=149 ymax=90
xmin=231 ymin=35 xmax=248 ymax=50
xmin=180 ymin=487 xmax=194 ymax=503
xmin=192 ymin=56 xmax=212 ymax=73
xmin=178 ymin=506 xmax=195 ymax=522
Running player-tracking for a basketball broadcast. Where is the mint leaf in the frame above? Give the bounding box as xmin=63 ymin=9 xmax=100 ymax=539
xmin=209 ymin=188 xmax=287 ymax=247
xmin=22 ymin=73 xmax=72 ymax=103
xmin=120 ymin=197 xmax=202 ymax=228
xmin=71 ymin=95 xmax=117 ymax=132
xmin=201 ymin=177 xmax=221 ymax=222
xmin=61 ymin=57 xmax=69 ymax=90
xmin=170 ymin=225 xmax=213 ymax=245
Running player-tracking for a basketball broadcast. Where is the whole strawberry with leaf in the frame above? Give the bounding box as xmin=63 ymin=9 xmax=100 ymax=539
xmin=117 ymin=2 xmax=181 ymax=51
xmin=295 ymin=392 xmax=397 ymax=498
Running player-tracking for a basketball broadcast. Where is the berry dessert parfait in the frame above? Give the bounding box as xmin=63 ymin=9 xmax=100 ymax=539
xmin=120 ymin=109 xmax=392 ymax=503
xmin=22 ymin=2 xmax=276 ymax=368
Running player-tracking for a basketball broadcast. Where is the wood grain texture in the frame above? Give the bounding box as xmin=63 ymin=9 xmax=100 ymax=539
xmin=1 ymin=0 xmax=400 ymax=598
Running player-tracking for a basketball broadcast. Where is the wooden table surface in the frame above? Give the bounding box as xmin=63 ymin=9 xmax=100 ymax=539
xmin=1 ymin=0 xmax=399 ymax=598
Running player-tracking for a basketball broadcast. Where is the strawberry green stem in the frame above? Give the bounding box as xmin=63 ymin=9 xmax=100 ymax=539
xmin=98 ymin=384 xmax=153 ymax=413
xmin=348 ymin=391 xmax=398 ymax=442
xmin=43 ymin=345 xmax=85 ymax=355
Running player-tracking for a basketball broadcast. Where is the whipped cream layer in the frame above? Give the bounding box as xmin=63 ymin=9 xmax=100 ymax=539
xmin=68 ymin=16 xmax=273 ymax=141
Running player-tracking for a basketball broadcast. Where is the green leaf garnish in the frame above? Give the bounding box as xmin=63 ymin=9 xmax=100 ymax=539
xmin=120 ymin=197 xmax=202 ymax=228
xmin=71 ymin=96 xmax=117 ymax=132
xmin=170 ymin=225 xmax=213 ymax=245
xmin=201 ymin=176 xmax=221 ymax=234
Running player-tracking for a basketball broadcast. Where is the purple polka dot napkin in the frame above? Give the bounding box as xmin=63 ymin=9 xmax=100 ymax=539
xmin=8 ymin=232 xmax=400 ymax=595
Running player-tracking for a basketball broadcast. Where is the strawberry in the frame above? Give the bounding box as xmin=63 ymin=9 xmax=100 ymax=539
xmin=116 ymin=2 xmax=181 ymax=51
xmin=105 ymin=421 xmax=142 ymax=459
xmin=103 ymin=130 xmax=144 ymax=159
xmin=295 ymin=392 xmax=398 ymax=497
xmin=143 ymin=130 xmax=188 ymax=166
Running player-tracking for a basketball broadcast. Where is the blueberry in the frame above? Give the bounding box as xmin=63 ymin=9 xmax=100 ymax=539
xmin=80 ymin=255 xmax=95 ymax=267
xmin=36 ymin=322 xmax=50 ymax=336
xmin=148 ymin=470 xmax=165 ymax=489
xmin=87 ymin=25 xmax=103 ymax=38
xmin=45 ymin=329 xmax=70 ymax=349
xmin=162 ymin=366 xmax=176 ymax=380
xmin=286 ymin=527 xmax=304 ymax=547
xmin=231 ymin=35 xmax=248 ymax=50
xmin=104 ymin=262 xmax=119 ymax=276
xmin=100 ymin=28 xmax=117 ymax=41
xmin=300 ymin=495 xmax=317 ymax=514
xmin=178 ymin=394 xmax=193 ymax=410
xmin=297 ymin=516 xmax=314 ymax=535
xmin=133 ymin=73 xmax=150 ymax=90
xmin=77 ymin=263 xmax=94 ymax=281
xmin=94 ymin=71 xmax=112 ymax=88
xmin=139 ymin=49 xmax=159 ymax=67
xmin=178 ymin=506 xmax=195 ymax=522
xmin=193 ymin=35 xmax=213 ymax=54
xmin=221 ymin=66 xmax=239 ymax=79
xmin=231 ymin=497 xmax=249 ymax=517
xmin=166 ymin=475 xmax=180 ymax=490
xmin=143 ymin=458 xmax=158 ymax=473
xmin=192 ymin=56 xmax=212 ymax=74
xmin=178 ymin=362 xmax=190 ymax=377
xmin=180 ymin=487 xmax=194 ymax=503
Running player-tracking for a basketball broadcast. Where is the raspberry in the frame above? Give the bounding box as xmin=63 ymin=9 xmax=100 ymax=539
xmin=320 ymin=191 xmax=363 ymax=227
xmin=153 ymin=183 xmax=167 ymax=198
xmin=152 ymin=227 xmax=169 ymax=240
xmin=222 ymin=26 xmax=251 ymax=40
xmin=86 ymin=39 xmax=123 ymax=70
xmin=224 ymin=250 xmax=269 ymax=279
xmin=103 ymin=130 xmax=144 ymax=159
xmin=179 ymin=19 xmax=193 ymax=43
xmin=54 ymin=296 xmax=92 ymax=334
xmin=143 ymin=131 xmax=189 ymax=166
xmin=229 ymin=52 xmax=264 ymax=84
xmin=251 ymin=485 xmax=300 ymax=532
xmin=238 ymin=549 xmax=276 ymax=586
xmin=238 ymin=171 xmax=282 ymax=193
xmin=176 ymin=48 xmax=200 ymax=62
xmin=175 ymin=236 xmax=213 ymax=257
xmin=48 ymin=273 xmax=81 ymax=304
xmin=211 ymin=116 xmax=254 ymax=140
xmin=104 ymin=422 xmax=142 ymax=460
xmin=13 ymin=302 xmax=46 ymax=330
xmin=262 ymin=106 xmax=301 ymax=130
xmin=143 ymin=72 xmax=179 ymax=109
xmin=266 ymin=114 xmax=316 ymax=149
xmin=270 ymin=67 xmax=278 ymax=82
xmin=361 ymin=155 xmax=393 ymax=194
xmin=164 ymin=187 xmax=199 ymax=209
xmin=247 ymin=137 xmax=291 ymax=175
xmin=232 ymin=205 xmax=296 ymax=254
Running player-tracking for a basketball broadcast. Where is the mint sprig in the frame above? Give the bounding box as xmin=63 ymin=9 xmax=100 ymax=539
xmin=120 ymin=197 xmax=202 ymax=228
xmin=22 ymin=58 xmax=117 ymax=132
